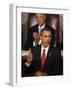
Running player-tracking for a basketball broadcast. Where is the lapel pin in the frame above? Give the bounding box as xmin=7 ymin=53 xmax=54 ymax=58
xmin=49 ymin=53 xmax=51 ymax=56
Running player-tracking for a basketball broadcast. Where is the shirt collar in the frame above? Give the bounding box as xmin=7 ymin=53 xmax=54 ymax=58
xmin=33 ymin=40 xmax=41 ymax=46
xmin=38 ymin=23 xmax=45 ymax=29
xmin=41 ymin=45 xmax=50 ymax=57
xmin=41 ymin=45 xmax=49 ymax=51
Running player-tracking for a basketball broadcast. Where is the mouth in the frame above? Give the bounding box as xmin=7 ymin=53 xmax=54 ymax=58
xmin=46 ymin=41 xmax=49 ymax=44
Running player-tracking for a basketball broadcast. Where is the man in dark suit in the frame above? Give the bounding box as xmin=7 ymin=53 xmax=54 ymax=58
xmin=25 ymin=27 xmax=62 ymax=76
xmin=25 ymin=13 xmax=55 ymax=50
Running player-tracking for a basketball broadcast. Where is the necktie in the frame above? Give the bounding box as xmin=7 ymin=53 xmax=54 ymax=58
xmin=39 ymin=27 xmax=41 ymax=35
xmin=41 ymin=49 xmax=46 ymax=70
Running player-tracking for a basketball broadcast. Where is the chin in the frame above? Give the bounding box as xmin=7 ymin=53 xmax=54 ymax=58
xmin=38 ymin=23 xmax=44 ymax=26
xmin=44 ymin=44 xmax=49 ymax=47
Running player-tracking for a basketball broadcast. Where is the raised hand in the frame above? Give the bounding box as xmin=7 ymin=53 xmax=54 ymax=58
xmin=27 ymin=48 xmax=33 ymax=63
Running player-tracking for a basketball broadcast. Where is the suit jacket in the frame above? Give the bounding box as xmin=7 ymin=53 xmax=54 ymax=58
xmin=25 ymin=24 xmax=55 ymax=50
xmin=30 ymin=45 xmax=62 ymax=76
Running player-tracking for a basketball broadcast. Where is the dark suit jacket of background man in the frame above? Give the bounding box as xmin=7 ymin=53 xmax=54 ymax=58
xmin=25 ymin=45 xmax=63 ymax=76
xmin=25 ymin=23 xmax=55 ymax=50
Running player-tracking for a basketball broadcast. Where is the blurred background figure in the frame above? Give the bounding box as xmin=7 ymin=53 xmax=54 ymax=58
xmin=24 ymin=13 xmax=55 ymax=50
xmin=32 ymin=32 xmax=41 ymax=47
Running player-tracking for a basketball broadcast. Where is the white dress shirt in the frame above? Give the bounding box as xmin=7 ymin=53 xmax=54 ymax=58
xmin=41 ymin=45 xmax=49 ymax=58
xmin=33 ymin=40 xmax=41 ymax=46
xmin=38 ymin=24 xmax=45 ymax=34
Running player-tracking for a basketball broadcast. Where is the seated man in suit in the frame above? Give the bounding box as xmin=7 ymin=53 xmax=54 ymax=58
xmin=25 ymin=27 xmax=62 ymax=76
xmin=25 ymin=13 xmax=55 ymax=50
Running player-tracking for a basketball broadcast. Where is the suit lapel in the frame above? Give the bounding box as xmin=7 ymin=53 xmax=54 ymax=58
xmin=35 ymin=45 xmax=42 ymax=70
xmin=44 ymin=46 xmax=53 ymax=67
xmin=37 ymin=45 xmax=41 ymax=60
xmin=38 ymin=45 xmax=53 ymax=66
xmin=36 ymin=45 xmax=53 ymax=71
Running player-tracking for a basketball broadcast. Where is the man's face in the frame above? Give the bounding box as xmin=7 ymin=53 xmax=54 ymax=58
xmin=36 ymin=14 xmax=46 ymax=26
xmin=40 ymin=30 xmax=52 ymax=47
xmin=33 ymin=32 xmax=40 ymax=40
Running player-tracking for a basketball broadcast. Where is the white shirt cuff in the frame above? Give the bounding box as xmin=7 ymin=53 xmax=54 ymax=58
xmin=25 ymin=62 xmax=31 ymax=67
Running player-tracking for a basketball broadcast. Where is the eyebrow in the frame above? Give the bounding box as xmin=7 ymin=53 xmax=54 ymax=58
xmin=44 ymin=35 xmax=52 ymax=36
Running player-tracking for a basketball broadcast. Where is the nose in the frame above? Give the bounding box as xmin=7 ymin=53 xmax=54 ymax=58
xmin=46 ymin=36 xmax=49 ymax=40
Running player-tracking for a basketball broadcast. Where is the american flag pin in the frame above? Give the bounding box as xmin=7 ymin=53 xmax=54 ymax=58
xmin=49 ymin=53 xmax=51 ymax=55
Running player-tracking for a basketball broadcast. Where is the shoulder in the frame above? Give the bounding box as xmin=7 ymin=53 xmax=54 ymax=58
xmin=29 ymin=24 xmax=38 ymax=31
xmin=45 ymin=23 xmax=56 ymax=34
xmin=52 ymin=47 xmax=61 ymax=57
xmin=31 ymin=45 xmax=41 ymax=53
xmin=50 ymin=46 xmax=61 ymax=54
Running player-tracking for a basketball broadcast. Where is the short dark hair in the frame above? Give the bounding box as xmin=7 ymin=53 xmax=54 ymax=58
xmin=40 ymin=27 xmax=55 ymax=36
xmin=40 ymin=27 xmax=56 ymax=46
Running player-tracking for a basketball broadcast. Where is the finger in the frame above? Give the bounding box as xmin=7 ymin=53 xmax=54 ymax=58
xmin=29 ymin=48 xmax=31 ymax=53
xmin=27 ymin=55 xmax=32 ymax=62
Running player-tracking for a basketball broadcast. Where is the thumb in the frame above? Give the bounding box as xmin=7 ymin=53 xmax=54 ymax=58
xmin=29 ymin=48 xmax=31 ymax=53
